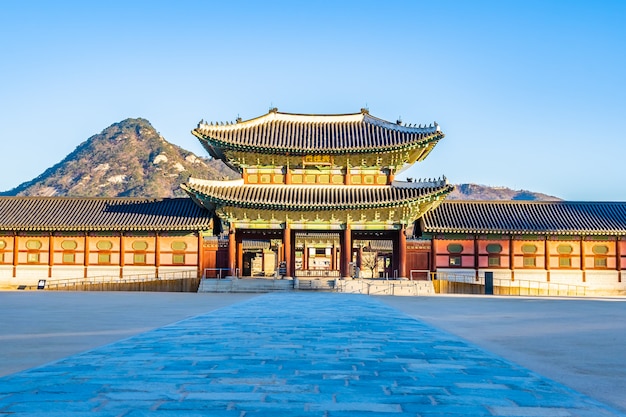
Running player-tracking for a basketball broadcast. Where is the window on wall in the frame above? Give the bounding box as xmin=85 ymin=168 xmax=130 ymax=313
xmin=132 ymin=241 xmax=148 ymax=265
xmin=557 ymin=244 xmax=573 ymax=268
xmin=26 ymin=240 xmax=42 ymax=264
xmin=592 ymin=245 xmax=609 ymax=268
xmin=96 ymin=240 xmax=113 ymax=265
xmin=521 ymin=244 xmax=538 ymax=268
xmin=61 ymin=240 xmax=77 ymax=264
xmin=0 ymin=240 xmax=5 ymax=264
xmin=486 ymin=243 xmax=502 ymax=267
xmin=447 ymin=244 xmax=463 ymax=267
xmin=171 ymin=241 xmax=187 ymax=265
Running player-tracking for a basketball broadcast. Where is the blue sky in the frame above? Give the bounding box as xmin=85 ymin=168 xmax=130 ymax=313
xmin=1 ymin=1 xmax=625 ymax=200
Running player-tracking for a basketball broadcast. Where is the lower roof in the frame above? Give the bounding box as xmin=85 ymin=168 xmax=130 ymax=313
xmin=0 ymin=197 xmax=213 ymax=232
xmin=181 ymin=182 xmax=453 ymax=211
xmin=1 ymin=197 xmax=625 ymax=236
xmin=422 ymin=201 xmax=626 ymax=236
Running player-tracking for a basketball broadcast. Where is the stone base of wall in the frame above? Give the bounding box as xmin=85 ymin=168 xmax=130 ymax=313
xmin=338 ymin=279 xmax=435 ymax=296
xmin=198 ymin=277 xmax=294 ymax=293
xmin=435 ymin=268 xmax=626 ymax=296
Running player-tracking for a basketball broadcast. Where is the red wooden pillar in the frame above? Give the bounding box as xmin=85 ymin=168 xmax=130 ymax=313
xmin=545 ymin=237 xmax=550 ymax=282
xmin=342 ymin=225 xmax=352 ymax=278
xmin=509 ymin=236 xmax=515 ymax=281
xmin=120 ymin=233 xmax=125 ymax=278
xmin=197 ymin=233 xmax=204 ymax=278
xmin=430 ymin=236 xmax=437 ymax=280
xmin=13 ymin=235 xmax=18 ymax=277
xmin=48 ymin=234 xmax=53 ymax=278
xmin=237 ymin=239 xmax=243 ymax=277
xmin=284 ymin=224 xmax=292 ymax=277
xmin=399 ymin=225 xmax=407 ymax=279
xmin=84 ymin=233 xmax=89 ymax=278
xmin=580 ymin=237 xmax=586 ymax=283
xmin=155 ymin=233 xmax=160 ymax=278
xmin=228 ymin=226 xmax=236 ymax=276
xmin=617 ymin=238 xmax=622 ymax=283
xmin=285 ymin=162 xmax=292 ymax=185
xmin=473 ymin=237 xmax=479 ymax=281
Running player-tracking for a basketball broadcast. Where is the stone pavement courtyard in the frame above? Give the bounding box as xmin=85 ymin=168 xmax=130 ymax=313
xmin=0 ymin=292 xmax=625 ymax=416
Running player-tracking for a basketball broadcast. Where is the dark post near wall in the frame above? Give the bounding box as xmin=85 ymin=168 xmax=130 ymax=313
xmin=485 ymin=271 xmax=494 ymax=295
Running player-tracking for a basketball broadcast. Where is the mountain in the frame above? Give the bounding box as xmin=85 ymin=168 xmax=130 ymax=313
xmin=446 ymin=183 xmax=561 ymax=201
xmin=1 ymin=118 xmax=238 ymax=198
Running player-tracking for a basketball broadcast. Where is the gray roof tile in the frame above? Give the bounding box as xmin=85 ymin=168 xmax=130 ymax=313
xmin=0 ymin=197 xmax=213 ymax=232
xmin=422 ymin=201 xmax=626 ymax=235
xmin=193 ymin=110 xmax=443 ymax=156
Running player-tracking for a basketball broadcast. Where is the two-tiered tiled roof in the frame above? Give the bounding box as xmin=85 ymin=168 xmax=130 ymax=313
xmin=192 ymin=108 xmax=443 ymax=158
xmin=182 ymin=179 xmax=453 ymax=212
xmin=422 ymin=201 xmax=626 ymax=236
xmin=0 ymin=197 xmax=213 ymax=232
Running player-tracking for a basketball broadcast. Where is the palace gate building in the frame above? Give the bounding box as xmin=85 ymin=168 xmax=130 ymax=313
xmin=182 ymin=108 xmax=452 ymax=280
xmin=1 ymin=109 xmax=626 ymax=294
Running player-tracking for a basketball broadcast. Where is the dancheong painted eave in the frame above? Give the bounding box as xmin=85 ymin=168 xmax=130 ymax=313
xmin=192 ymin=108 xmax=444 ymax=157
xmin=421 ymin=200 xmax=626 ymax=236
xmin=0 ymin=197 xmax=213 ymax=232
xmin=181 ymin=179 xmax=453 ymax=212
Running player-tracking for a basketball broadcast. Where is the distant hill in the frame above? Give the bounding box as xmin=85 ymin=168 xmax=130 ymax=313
xmin=446 ymin=183 xmax=561 ymax=201
xmin=0 ymin=118 xmax=561 ymax=201
xmin=1 ymin=118 xmax=238 ymax=198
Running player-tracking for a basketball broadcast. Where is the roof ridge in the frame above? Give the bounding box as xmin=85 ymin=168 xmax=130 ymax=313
xmin=196 ymin=109 xmax=440 ymax=134
xmin=442 ymin=200 xmax=626 ymax=205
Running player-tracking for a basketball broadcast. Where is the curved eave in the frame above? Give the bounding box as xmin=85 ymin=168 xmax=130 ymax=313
xmin=182 ymin=183 xmax=453 ymax=213
xmin=0 ymin=225 xmax=209 ymax=232
xmin=192 ymin=129 xmax=444 ymax=156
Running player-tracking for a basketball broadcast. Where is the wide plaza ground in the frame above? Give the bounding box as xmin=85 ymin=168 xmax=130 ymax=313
xmin=0 ymin=291 xmax=625 ymax=414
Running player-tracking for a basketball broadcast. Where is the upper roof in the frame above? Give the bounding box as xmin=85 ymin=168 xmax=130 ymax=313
xmin=422 ymin=201 xmax=626 ymax=236
xmin=0 ymin=197 xmax=213 ymax=232
xmin=192 ymin=108 xmax=444 ymax=156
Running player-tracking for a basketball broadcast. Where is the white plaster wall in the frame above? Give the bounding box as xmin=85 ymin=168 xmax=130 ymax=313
xmin=86 ymin=266 xmax=121 ymax=279
xmin=511 ymin=270 xmax=548 ymax=282
xmin=549 ymin=270 xmax=584 ymax=285
xmin=0 ymin=266 xmax=13 ymax=279
xmin=585 ymin=271 xmax=626 ymax=292
xmin=12 ymin=266 xmax=49 ymax=287
xmin=0 ymin=266 xmax=14 ymax=288
xmin=121 ymin=266 xmax=157 ymax=278
xmin=50 ymin=266 xmax=84 ymax=279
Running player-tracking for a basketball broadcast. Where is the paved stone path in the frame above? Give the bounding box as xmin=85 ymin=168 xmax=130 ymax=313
xmin=0 ymin=293 xmax=623 ymax=417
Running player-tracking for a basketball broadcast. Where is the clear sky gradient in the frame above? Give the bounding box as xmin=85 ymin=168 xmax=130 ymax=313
xmin=1 ymin=1 xmax=625 ymax=200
